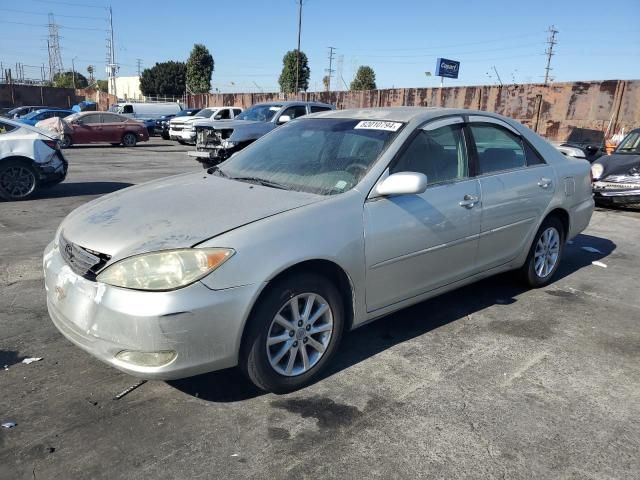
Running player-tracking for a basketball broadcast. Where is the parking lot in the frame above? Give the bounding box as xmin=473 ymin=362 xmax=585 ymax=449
xmin=1 ymin=140 xmax=639 ymax=479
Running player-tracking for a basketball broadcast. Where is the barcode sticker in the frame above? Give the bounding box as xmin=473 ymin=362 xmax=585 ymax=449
xmin=354 ymin=121 xmax=403 ymax=131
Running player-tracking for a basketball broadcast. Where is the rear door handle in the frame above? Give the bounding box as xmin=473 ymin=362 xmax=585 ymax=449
xmin=538 ymin=177 xmax=552 ymax=189
xmin=459 ymin=194 xmax=479 ymax=208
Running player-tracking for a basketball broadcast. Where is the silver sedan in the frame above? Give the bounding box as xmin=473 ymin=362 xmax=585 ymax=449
xmin=43 ymin=108 xmax=594 ymax=393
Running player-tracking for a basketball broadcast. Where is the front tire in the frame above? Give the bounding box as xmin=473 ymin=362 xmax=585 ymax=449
xmin=241 ymin=273 xmax=344 ymax=393
xmin=0 ymin=161 xmax=39 ymax=201
xmin=122 ymin=132 xmax=137 ymax=147
xmin=520 ymin=216 xmax=565 ymax=287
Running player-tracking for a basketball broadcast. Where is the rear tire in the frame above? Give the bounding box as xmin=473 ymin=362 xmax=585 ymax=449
xmin=0 ymin=160 xmax=40 ymax=201
xmin=520 ymin=216 xmax=565 ymax=287
xmin=122 ymin=132 xmax=137 ymax=147
xmin=59 ymin=135 xmax=72 ymax=149
xmin=240 ymin=273 xmax=344 ymax=393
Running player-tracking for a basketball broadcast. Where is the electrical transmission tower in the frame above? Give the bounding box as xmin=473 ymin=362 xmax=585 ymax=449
xmin=47 ymin=13 xmax=64 ymax=81
xmin=336 ymin=54 xmax=347 ymax=91
xmin=325 ymin=46 xmax=336 ymax=92
xmin=544 ymin=25 xmax=558 ymax=85
xmin=136 ymin=59 xmax=143 ymax=77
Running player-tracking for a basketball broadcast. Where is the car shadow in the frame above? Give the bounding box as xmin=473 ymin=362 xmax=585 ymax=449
xmin=32 ymin=181 xmax=133 ymax=199
xmin=66 ymin=143 xmax=177 ymax=149
xmin=168 ymin=233 xmax=615 ymax=402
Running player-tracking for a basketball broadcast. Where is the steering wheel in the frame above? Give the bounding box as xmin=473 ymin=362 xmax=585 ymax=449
xmin=345 ymin=163 xmax=368 ymax=177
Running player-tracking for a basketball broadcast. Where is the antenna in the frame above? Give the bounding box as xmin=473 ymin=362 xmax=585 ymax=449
xmin=544 ymin=25 xmax=558 ymax=85
xmin=325 ymin=46 xmax=336 ymax=92
xmin=47 ymin=13 xmax=64 ymax=80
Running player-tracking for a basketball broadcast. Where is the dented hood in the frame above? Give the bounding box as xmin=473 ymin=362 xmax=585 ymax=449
xmin=60 ymin=172 xmax=322 ymax=261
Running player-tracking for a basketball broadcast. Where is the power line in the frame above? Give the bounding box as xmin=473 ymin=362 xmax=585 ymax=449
xmin=544 ymin=25 xmax=558 ymax=85
xmin=0 ymin=20 xmax=107 ymax=31
xmin=32 ymin=0 xmax=107 ymax=9
xmin=0 ymin=7 xmax=106 ymax=20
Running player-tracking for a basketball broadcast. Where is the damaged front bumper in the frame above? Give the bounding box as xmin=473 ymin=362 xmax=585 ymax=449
xmin=43 ymin=241 xmax=261 ymax=380
xmin=593 ymin=178 xmax=640 ymax=205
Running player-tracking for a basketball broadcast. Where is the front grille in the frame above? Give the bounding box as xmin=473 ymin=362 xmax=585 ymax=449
xmin=59 ymin=235 xmax=111 ymax=280
xmin=171 ymin=125 xmax=183 ymax=131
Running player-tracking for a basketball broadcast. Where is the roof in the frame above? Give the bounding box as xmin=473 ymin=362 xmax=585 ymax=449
xmin=308 ymin=106 xmax=505 ymax=123
xmin=254 ymin=100 xmax=334 ymax=108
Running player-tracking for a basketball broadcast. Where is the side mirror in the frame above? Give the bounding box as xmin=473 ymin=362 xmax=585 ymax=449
xmin=375 ymin=172 xmax=428 ymax=197
xmin=214 ymin=114 xmax=222 ymax=120
xmin=277 ymin=114 xmax=291 ymax=124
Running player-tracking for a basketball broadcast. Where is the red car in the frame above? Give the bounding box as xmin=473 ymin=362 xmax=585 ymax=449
xmin=60 ymin=112 xmax=149 ymax=148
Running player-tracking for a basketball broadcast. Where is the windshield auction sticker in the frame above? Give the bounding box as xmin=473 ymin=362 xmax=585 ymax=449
xmin=354 ymin=121 xmax=403 ymax=131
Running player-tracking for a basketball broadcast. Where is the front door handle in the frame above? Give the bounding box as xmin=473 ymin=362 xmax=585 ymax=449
xmin=459 ymin=194 xmax=479 ymax=209
xmin=538 ymin=177 xmax=552 ymax=189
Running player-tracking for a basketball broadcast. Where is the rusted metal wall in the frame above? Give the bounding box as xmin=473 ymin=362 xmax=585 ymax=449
xmin=187 ymin=80 xmax=639 ymax=142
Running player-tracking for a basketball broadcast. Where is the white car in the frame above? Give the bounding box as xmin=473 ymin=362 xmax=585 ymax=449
xmin=169 ymin=107 xmax=242 ymax=144
xmin=0 ymin=117 xmax=67 ymax=200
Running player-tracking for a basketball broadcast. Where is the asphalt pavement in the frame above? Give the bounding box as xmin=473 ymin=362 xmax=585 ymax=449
xmin=1 ymin=139 xmax=638 ymax=479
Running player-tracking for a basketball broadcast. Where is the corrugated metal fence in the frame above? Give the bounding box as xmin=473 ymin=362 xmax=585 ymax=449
xmin=187 ymin=80 xmax=639 ymax=142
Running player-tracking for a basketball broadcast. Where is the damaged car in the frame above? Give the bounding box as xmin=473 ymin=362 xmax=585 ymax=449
xmin=44 ymin=107 xmax=593 ymax=393
xmin=591 ymin=128 xmax=640 ymax=207
xmin=187 ymin=101 xmax=334 ymax=168
xmin=0 ymin=117 xmax=67 ymax=200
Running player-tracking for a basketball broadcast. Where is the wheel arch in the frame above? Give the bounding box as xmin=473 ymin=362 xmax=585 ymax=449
xmin=545 ymin=207 xmax=570 ymax=240
xmin=239 ymin=259 xmax=356 ymax=353
xmin=0 ymin=155 xmax=37 ymax=167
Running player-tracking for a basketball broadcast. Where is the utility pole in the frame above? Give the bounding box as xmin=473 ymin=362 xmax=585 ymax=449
xmin=492 ymin=66 xmax=503 ymax=86
xmin=544 ymin=25 xmax=558 ymax=85
xmin=106 ymin=6 xmax=118 ymax=99
xmin=295 ymin=0 xmax=303 ymax=94
xmin=136 ymin=58 xmax=142 ymax=77
xmin=325 ymin=46 xmax=336 ymax=92
xmin=72 ymin=57 xmax=76 ymax=89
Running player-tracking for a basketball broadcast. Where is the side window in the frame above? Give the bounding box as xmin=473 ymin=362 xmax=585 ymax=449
xmin=470 ymin=124 xmax=526 ymax=174
xmin=280 ymin=105 xmax=307 ymax=121
xmin=392 ymin=123 xmax=468 ymax=185
xmin=54 ymin=111 xmax=68 ymax=118
xmin=524 ymin=142 xmax=545 ymax=166
xmin=0 ymin=120 xmax=18 ymax=134
xmin=233 ymin=109 xmax=242 ymax=116
xmin=216 ymin=109 xmax=231 ymax=120
xmin=80 ymin=114 xmax=101 ymax=124
xmin=310 ymin=106 xmax=332 ymax=113
xmin=122 ymin=105 xmax=134 ymax=114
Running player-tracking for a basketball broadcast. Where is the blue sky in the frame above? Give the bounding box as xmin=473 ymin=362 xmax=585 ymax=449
xmin=0 ymin=0 xmax=638 ymax=92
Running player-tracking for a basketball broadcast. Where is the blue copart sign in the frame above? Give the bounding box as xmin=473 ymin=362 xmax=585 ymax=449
xmin=436 ymin=58 xmax=460 ymax=79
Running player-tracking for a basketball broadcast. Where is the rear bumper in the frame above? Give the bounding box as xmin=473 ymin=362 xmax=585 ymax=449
xmin=36 ymin=150 xmax=68 ymax=184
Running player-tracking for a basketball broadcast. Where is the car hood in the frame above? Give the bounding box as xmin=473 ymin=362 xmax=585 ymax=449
xmin=171 ymin=116 xmax=207 ymax=125
xmin=60 ymin=173 xmax=323 ymax=261
xmin=596 ymin=153 xmax=640 ymax=177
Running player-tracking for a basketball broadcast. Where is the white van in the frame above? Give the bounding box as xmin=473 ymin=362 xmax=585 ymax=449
xmin=108 ymin=102 xmax=183 ymax=120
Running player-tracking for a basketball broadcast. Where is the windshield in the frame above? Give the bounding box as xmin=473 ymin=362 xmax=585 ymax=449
xmin=234 ymin=104 xmax=282 ymax=122
xmin=195 ymin=108 xmax=216 ymax=118
xmin=615 ymin=132 xmax=640 ymax=154
xmin=176 ymin=109 xmax=200 ymax=117
xmin=219 ymin=118 xmax=403 ymax=195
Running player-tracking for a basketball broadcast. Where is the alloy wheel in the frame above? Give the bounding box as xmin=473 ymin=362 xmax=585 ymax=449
xmin=0 ymin=166 xmax=36 ymax=199
xmin=534 ymin=227 xmax=560 ymax=278
xmin=266 ymin=293 xmax=334 ymax=377
xmin=123 ymin=133 xmax=136 ymax=146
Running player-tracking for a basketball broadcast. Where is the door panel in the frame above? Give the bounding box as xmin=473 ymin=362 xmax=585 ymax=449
xmin=364 ymin=179 xmax=481 ymax=311
xmin=364 ymin=117 xmax=481 ymax=312
xmin=469 ymin=121 xmax=556 ymax=269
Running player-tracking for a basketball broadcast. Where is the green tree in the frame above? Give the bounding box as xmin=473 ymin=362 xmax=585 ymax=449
xmin=186 ymin=44 xmax=214 ymax=94
xmin=139 ymin=61 xmax=187 ymax=96
xmin=52 ymin=71 xmax=88 ymax=89
xmin=350 ymin=66 xmax=376 ymax=91
xmin=322 ymin=75 xmax=330 ymax=91
xmin=96 ymin=80 xmax=108 ymax=93
xmin=278 ymin=50 xmax=310 ymax=93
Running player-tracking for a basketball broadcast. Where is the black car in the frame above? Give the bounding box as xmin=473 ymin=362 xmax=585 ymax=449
xmin=591 ymin=128 xmax=640 ymax=207
xmin=156 ymin=109 xmax=201 ymax=139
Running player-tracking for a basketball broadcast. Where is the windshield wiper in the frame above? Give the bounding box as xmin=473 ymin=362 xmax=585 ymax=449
xmin=207 ymin=165 xmax=228 ymax=177
xmin=229 ymin=176 xmax=291 ymax=190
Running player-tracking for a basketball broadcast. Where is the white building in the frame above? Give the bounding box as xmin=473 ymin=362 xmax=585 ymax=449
xmin=109 ymin=76 xmax=142 ymax=101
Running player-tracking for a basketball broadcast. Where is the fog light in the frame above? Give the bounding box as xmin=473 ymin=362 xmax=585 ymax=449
xmin=115 ymin=350 xmax=177 ymax=367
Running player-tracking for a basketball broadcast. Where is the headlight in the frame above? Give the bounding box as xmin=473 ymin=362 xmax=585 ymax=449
xmin=96 ymin=248 xmax=234 ymax=291
xmin=591 ymin=163 xmax=604 ymax=180
xmin=222 ymin=140 xmax=237 ymax=149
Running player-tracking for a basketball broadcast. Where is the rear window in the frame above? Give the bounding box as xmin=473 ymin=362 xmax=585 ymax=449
xmin=311 ymin=106 xmax=332 ymax=113
xmin=0 ymin=120 xmax=19 ymax=134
